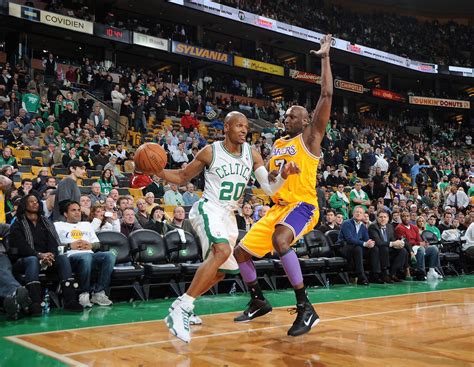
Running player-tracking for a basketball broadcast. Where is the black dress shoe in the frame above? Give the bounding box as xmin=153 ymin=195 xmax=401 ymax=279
xmin=391 ymin=275 xmax=403 ymax=283
xmin=383 ymin=274 xmax=393 ymax=284
xmin=357 ymin=277 xmax=369 ymax=285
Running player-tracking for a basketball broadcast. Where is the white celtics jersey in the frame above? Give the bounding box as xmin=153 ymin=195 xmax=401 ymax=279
xmin=203 ymin=141 xmax=253 ymax=211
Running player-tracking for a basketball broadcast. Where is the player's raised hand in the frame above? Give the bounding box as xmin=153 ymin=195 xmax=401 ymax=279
xmin=281 ymin=161 xmax=301 ymax=179
xmin=268 ymin=169 xmax=279 ymax=183
xmin=310 ymin=34 xmax=332 ymax=58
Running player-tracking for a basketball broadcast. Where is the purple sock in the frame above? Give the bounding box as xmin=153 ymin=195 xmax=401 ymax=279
xmin=281 ymin=251 xmax=304 ymax=287
xmin=239 ymin=259 xmax=257 ymax=284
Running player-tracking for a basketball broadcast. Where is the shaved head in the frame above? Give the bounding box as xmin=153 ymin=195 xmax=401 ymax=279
xmin=292 ymin=105 xmax=309 ymax=121
xmin=224 ymin=111 xmax=246 ymax=125
xmin=284 ymin=105 xmax=310 ymax=137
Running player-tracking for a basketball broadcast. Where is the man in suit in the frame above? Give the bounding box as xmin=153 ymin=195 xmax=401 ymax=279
xmin=368 ymin=209 xmax=407 ymax=283
xmin=337 ymin=206 xmax=380 ymax=285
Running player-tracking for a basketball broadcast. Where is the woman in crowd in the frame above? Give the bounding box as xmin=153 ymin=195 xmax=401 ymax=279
xmin=104 ymin=156 xmax=124 ymax=179
xmin=43 ymin=125 xmax=57 ymax=145
xmin=62 ymin=147 xmax=77 ymax=168
xmin=89 ymin=203 xmax=121 ymax=233
xmin=98 ymin=168 xmax=118 ymax=195
xmin=32 ymin=167 xmax=50 ymax=192
xmin=143 ymin=206 xmax=169 ymax=235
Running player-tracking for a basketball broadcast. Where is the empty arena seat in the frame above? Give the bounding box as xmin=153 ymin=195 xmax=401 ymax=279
xmin=165 ymin=229 xmax=202 ymax=293
xmin=96 ymin=231 xmax=145 ymax=300
xmin=130 ymin=229 xmax=181 ymax=298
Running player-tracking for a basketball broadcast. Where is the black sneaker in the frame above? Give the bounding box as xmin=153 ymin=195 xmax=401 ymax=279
xmin=287 ymin=302 xmax=320 ymax=337
xmin=3 ymin=287 xmax=32 ymax=321
xmin=234 ymin=298 xmax=272 ymax=322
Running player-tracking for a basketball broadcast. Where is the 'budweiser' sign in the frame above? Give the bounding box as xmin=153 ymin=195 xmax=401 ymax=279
xmin=334 ymin=79 xmax=363 ymax=94
xmin=289 ymin=69 xmax=321 ymax=84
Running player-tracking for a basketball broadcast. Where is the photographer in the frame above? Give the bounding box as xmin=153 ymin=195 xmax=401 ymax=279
xmin=89 ymin=203 xmax=121 ymax=233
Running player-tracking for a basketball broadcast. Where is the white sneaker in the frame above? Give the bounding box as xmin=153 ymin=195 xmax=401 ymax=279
xmin=427 ymin=269 xmax=443 ymax=279
xmin=169 ymin=297 xmax=202 ymax=326
xmin=91 ymin=291 xmax=113 ymax=306
xmin=79 ymin=292 xmax=93 ymax=308
xmin=165 ymin=300 xmax=193 ymax=343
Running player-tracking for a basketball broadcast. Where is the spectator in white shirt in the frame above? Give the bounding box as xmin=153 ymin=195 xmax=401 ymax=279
xmin=171 ymin=142 xmax=189 ymax=167
xmin=163 ymin=183 xmax=185 ymax=206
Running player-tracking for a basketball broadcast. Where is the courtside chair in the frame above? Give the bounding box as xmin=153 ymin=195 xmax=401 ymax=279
xmin=164 ymin=229 xmax=202 ymax=295
xmin=421 ymin=230 xmax=460 ymax=276
xmin=96 ymin=231 xmax=145 ymax=300
xmin=308 ymin=230 xmax=350 ymax=285
xmin=129 ymin=229 xmax=181 ymax=299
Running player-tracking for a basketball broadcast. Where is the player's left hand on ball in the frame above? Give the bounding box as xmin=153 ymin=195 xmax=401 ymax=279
xmin=281 ymin=162 xmax=301 ymax=179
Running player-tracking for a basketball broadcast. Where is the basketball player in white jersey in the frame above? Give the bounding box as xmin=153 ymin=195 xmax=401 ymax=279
xmin=156 ymin=111 xmax=299 ymax=342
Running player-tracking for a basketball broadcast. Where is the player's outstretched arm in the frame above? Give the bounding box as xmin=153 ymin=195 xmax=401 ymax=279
xmin=251 ymin=147 xmax=300 ymax=196
xmin=306 ymin=34 xmax=333 ymax=151
xmin=155 ymin=145 xmax=211 ymax=185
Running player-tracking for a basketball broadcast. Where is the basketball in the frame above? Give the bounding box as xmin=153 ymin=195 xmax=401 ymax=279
xmin=134 ymin=143 xmax=167 ymax=174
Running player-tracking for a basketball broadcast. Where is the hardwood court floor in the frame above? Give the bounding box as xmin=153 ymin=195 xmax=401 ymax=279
xmin=6 ymin=287 xmax=474 ymax=367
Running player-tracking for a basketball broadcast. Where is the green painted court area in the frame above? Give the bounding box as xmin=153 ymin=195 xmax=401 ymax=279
xmin=2 ymin=275 xmax=474 ymax=367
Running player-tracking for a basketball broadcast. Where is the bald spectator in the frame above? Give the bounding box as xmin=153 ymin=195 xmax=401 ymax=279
xmin=145 ymin=192 xmax=158 ymax=214
xmin=135 ymin=198 xmax=149 ymax=227
xmin=182 ymin=183 xmax=199 ymax=206
xmin=89 ymin=182 xmax=107 ymax=206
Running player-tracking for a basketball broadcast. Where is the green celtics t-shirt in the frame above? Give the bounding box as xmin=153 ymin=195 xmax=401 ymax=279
xmin=22 ymin=93 xmax=40 ymax=113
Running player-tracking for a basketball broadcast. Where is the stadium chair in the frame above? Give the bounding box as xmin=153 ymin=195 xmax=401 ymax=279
xmin=421 ymin=230 xmax=460 ymax=276
xmin=129 ymin=229 xmax=181 ymax=299
xmin=117 ymin=188 xmax=129 ymax=195
xmin=128 ymin=188 xmax=144 ymax=198
xmin=96 ymin=231 xmax=145 ymax=300
xmin=12 ymin=149 xmax=32 ymax=161
xmin=18 ymin=165 xmax=32 ymax=173
xmin=81 ymin=178 xmax=97 ymax=186
xmin=52 ymin=167 xmax=69 ymax=175
xmin=237 ymin=229 xmax=276 ymax=291
xmin=21 ymin=158 xmax=41 ymax=166
xmin=79 ymin=186 xmax=91 ymax=195
xmin=306 ymin=230 xmax=350 ymax=285
xmin=164 ymin=229 xmax=202 ymax=294
xmin=87 ymin=169 xmax=102 ymax=178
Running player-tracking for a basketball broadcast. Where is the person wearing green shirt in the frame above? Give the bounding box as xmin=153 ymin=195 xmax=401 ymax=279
xmin=329 ymin=184 xmax=350 ymax=219
xmin=98 ymin=169 xmax=117 ymax=195
xmin=21 ymin=89 xmax=40 ymax=115
xmin=349 ymin=181 xmax=371 ymax=211
xmin=438 ymin=176 xmax=450 ymax=195
xmin=468 ymin=185 xmax=474 ymax=198
xmin=426 ymin=215 xmax=441 ymax=241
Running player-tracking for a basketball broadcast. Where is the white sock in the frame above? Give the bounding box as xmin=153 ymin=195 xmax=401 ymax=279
xmin=428 ymin=268 xmax=436 ymax=273
xmin=181 ymin=293 xmax=195 ymax=305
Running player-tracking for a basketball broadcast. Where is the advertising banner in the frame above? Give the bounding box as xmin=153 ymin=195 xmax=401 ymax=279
xmin=409 ymin=96 xmax=470 ymax=109
xmin=167 ymin=0 xmax=445 ymax=74
xmin=334 ymin=79 xmax=363 ymax=94
xmin=133 ymin=33 xmax=169 ymax=51
xmin=171 ymin=41 xmax=232 ymax=65
xmin=372 ymin=88 xmax=405 ymax=102
xmin=9 ymin=2 xmax=93 ymax=34
xmin=234 ymin=56 xmax=284 ymax=76
xmin=289 ymin=69 xmax=321 ymax=84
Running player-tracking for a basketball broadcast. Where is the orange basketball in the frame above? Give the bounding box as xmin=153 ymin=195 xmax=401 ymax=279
xmin=134 ymin=143 xmax=168 ymax=174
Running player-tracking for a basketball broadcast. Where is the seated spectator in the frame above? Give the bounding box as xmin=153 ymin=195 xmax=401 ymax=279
xmin=18 ymin=178 xmax=35 ymax=197
xmin=163 ymin=183 xmax=185 ymax=205
xmin=22 ymin=129 xmax=41 ymax=150
xmin=79 ymin=147 xmax=94 ymax=169
xmin=445 ymin=186 xmax=469 ymax=211
xmin=167 ymin=206 xmax=198 ymax=238
xmin=80 ymin=194 xmax=92 ymax=220
xmin=99 ymin=119 xmax=114 ymax=139
xmin=120 ymin=207 xmax=142 ymax=236
xmin=98 ymin=169 xmax=118 ymax=195
xmin=317 ymin=209 xmax=340 ymax=233
xmin=144 ymin=192 xmax=158 ymax=214
xmin=143 ymin=206 xmax=169 ymax=236
xmin=337 ymin=206 xmax=380 ymax=285
xmin=180 ymin=110 xmax=199 ymax=132
xmin=416 ymin=216 xmax=427 ymax=234
xmin=170 ymin=142 xmax=189 ymax=168
xmin=32 ymin=167 xmax=50 ymax=192
xmin=62 ymin=147 xmax=77 ymax=168
xmin=54 ymin=201 xmax=115 ymax=307
xmin=116 ymin=196 xmax=130 ymax=218
xmin=135 ymin=198 xmax=149 ymax=227
xmin=395 ymin=211 xmax=442 ymax=280
xmin=368 ymin=209 xmax=407 ymax=283
xmin=104 ymin=156 xmax=124 ymax=179
xmin=41 ymin=187 xmax=55 ymax=220
xmin=0 ymin=147 xmax=19 ymax=173
xmin=89 ymin=182 xmax=107 ymax=206
xmin=111 ymin=143 xmax=127 ymax=165
xmin=236 ymin=202 xmax=254 ymax=232
xmin=104 ymin=196 xmax=117 ymax=214
xmin=89 ymin=203 xmax=120 ymax=233
xmin=143 ymin=175 xmax=164 ymax=198
xmin=438 ymin=211 xmax=454 ymax=233
xmin=1 ymin=165 xmax=14 ymax=180
xmin=9 ymin=194 xmax=82 ymax=313
xmin=256 ymin=205 xmax=270 ymax=221
xmin=182 ymin=183 xmax=199 ymax=206
xmin=329 ymin=184 xmax=349 ymax=219
xmin=349 ymin=181 xmax=371 ymax=212
xmin=123 ymin=152 xmax=135 ymax=173
xmin=93 ymin=145 xmax=110 ymax=170
xmin=0 ymin=223 xmax=33 ymax=320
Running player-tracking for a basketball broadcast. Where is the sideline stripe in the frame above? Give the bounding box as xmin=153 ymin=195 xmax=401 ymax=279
xmin=62 ymin=302 xmax=474 ymax=357
xmin=5 ymin=336 xmax=88 ymax=367
xmin=8 ymin=286 xmax=474 ymax=338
